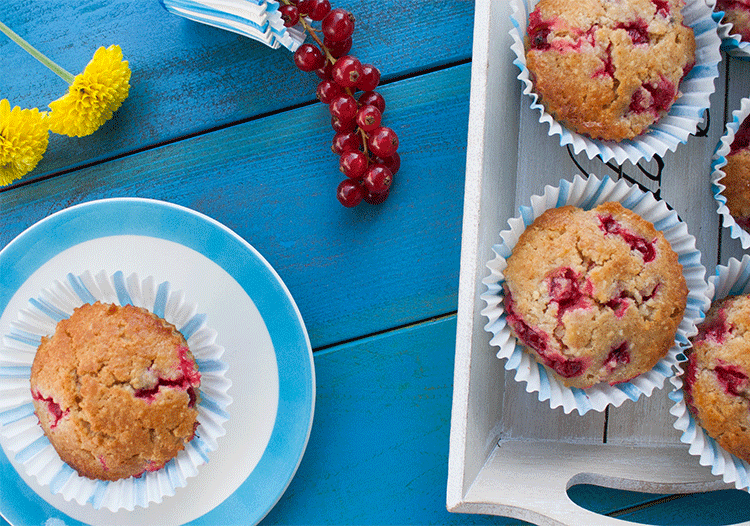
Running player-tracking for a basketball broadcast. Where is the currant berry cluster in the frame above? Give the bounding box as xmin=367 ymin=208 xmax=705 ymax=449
xmin=281 ymin=0 xmax=401 ymax=208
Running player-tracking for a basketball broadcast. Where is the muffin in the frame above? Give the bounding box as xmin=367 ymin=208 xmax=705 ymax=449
xmin=720 ymin=114 xmax=750 ymax=231
xmin=503 ymin=201 xmax=688 ymax=388
xmin=715 ymin=0 xmax=750 ymax=42
xmin=683 ymin=294 xmax=750 ymax=463
xmin=525 ymin=0 xmax=696 ymax=141
xmin=30 ymin=301 xmax=201 ymax=481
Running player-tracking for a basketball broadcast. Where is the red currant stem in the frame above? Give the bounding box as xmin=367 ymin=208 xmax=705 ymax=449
xmin=306 ymin=26 xmax=337 ymax=63
xmin=280 ymin=0 xmax=338 ymax=64
xmin=358 ymin=128 xmax=370 ymax=156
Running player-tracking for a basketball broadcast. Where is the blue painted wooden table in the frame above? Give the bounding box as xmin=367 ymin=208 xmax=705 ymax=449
xmin=2 ymin=1 xmax=750 ymax=524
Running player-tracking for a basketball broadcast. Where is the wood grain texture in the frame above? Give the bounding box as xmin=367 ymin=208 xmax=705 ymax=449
xmin=262 ymin=316 xmax=507 ymax=525
xmin=0 ymin=65 xmax=472 ymax=349
xmin=0 ymin=0 xmax=473 ymax=183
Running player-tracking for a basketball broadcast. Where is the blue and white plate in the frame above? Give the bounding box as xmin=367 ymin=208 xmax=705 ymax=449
xmin=0 ymin=198 xmax=315 ymax=526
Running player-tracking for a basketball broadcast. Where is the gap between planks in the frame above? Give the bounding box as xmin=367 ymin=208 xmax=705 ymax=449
xmin=0 ymin=58 xmax=473 ymax=195
xmin=313 ymin=310 xmax=458 ymax=354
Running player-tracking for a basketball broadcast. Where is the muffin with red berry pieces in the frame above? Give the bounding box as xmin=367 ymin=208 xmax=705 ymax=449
xmin=714 ymin=0 xmax=750 ymax=43
xmin=503 ymin=201 xmax=688 ymax=388
xmin=30 ymin=301 xmax=201 ymax=481
xmin=718 ymin=112 xmax=750 ymax=233
xmin=682 ymin=294 xmax=750 ymax=463
xmin=524 ymin=0 xmax=696 ymax=142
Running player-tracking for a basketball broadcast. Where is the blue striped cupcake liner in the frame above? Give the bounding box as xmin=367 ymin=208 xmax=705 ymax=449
xmin=712 ymin=97 xmax=750 ymax=248
xmin=509 ymin=0 xmax=722 ymax=165
xmin=670 ymin=256 xmax=750 ymax=491
xmin=481 ymin=174 xmax=710 ymax=415
xmin=160 ymin=0 xmax=306 ymax=51
xmin=0 ymin=270 xmax=232 ymax=511
xmin=709 ymin=0 xmax=750 ymax=58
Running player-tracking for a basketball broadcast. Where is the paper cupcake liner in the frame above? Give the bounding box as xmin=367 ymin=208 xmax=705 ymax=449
xmin=712 ymin=97 xmax=750 ymax=248
xmin=160 ymin=0 xmax=306 ymax=51
xmin=669 ymin=255 xmax=750 ymax=491
xmin=0 ymin=270 xmax=232 ymax=512
xmin=708 ymin=0 xmax=750 ymax=58
xmin=509 ymin=0 xmax=722 ymax=165
xmin=481 ymin=174 xmax=710 ymax=415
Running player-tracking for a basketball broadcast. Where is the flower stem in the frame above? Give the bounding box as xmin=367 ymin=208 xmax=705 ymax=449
xmin=0 ymin=20 xmax=75 ymax=84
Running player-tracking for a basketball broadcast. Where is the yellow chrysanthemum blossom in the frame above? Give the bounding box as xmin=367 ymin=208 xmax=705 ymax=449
xmin=47 ymin=44 xmax=131 ymax=138
xmin=0 ymin=99 xmax=49 ymax=186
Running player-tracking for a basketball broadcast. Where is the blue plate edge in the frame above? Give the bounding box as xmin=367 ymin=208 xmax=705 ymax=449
xmin=0 ymin=197 xmax=315 ymax=526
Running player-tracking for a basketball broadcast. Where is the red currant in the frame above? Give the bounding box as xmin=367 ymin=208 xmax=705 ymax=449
xmin=337 ymin=179 xmax=365 ymax=207
xmin=339 ymin=150 xmax=369 ymax=180
xmin=331 ymin=131 xmax=361 ymax=155
xmin=331 ymin=115 xmax=356 ymax=133
xmin=357 ymin=64 xmax=381 ymax=92
xmin=363 ymin=189 xmax=390 ymax=205
xmin=331 ymin=55 xmax=363 ymax=88
xmin=322 ymin=8 xmax=355 ymax=42
xmin=363 ymin=164 xmax=392 ymax=194
xmin=355 ymin=105 xmax=381 ymax=132
xmin=367 ymin=126 xmax=399 ymax=158
xmin=288 ymin=2 xmax=397 ymax=209
xmin=296 ymin=0 xmax=312 ymax=15
xmin=307 ymin=0 xmax=331 ymax=21
xmin=315 ymin=60 xmax=333 ymax=80
xmin=324 ymin=36 xmax=353 ymax=58
xmin=374 ymin=152 xmax=400 ymax=175
xmin=316 ymin=80 xmax=342 ymax=104
xmin=329 ymin=94 xmax=358 ymax=122
xmin=293 ymin=44 xmax=324 ymax=72
xmin=280 ymin=5 xmax=300 ymax=27
xmin=358 ymin=91 xmax=385 ymax=113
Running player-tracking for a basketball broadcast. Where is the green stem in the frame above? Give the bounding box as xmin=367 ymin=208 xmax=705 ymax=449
xmin=0 ymin=20 xmax=74 ymax=84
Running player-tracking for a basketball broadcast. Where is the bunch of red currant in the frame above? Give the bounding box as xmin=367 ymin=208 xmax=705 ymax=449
xmin=280 ymin=0 xmax=401 ymax=207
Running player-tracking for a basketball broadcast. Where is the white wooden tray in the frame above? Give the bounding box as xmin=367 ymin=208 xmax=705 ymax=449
xmin=447 ymin=1 xmax=750 ymax=524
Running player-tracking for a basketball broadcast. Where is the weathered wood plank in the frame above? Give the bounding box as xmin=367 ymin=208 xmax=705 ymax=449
xmin=0 ymin=0 xmax=473 ymax=182
xmin=0 ymin=64 xmax=472 ymax=349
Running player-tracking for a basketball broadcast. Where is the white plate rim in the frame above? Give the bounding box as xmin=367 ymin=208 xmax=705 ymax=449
xmin=0 ymin=197 xmax=315 ymax=525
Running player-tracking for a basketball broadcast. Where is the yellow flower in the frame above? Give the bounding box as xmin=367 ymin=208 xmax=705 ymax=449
xmin=0 ymin=99 xmax=49 ymax=186
xmin=47 ymin=45 xmax=131 ymax=138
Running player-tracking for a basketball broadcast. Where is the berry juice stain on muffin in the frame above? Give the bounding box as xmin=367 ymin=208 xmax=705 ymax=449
xmin=503 ymin=201 xmax=687 ymax=388
xmin=684 ymin=295 xmax=750 ymax=463
xmin=721 ymin=114 xmax=750 ymax=231
xmin=29 ymin=302 xmax=201 ymax=481
xmin=524 ymin=0 xmax=696 ymax=141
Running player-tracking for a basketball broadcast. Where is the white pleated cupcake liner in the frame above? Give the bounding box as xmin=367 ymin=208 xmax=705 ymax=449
xmin=669 ymin=255 xmax=750 ymax=491
xmin=0 ymin=270 xmax=232 ymax=512
xmin=712 ymin=97 xmax=750 ymax=248
xmin=509 ymin=0 xmax=722 ymax=165
xmin=708 ymin=0 xmax=750 ymax=58
xmin=160 ymin=0 xmax=306 ymax=51
xmin=481 ymin=174 xmax=710 ymax=415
